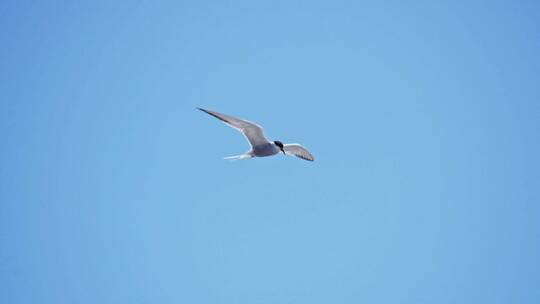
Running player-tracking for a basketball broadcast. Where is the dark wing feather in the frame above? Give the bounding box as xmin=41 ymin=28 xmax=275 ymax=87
xmin=283 ymin=144 xmax=314 ymax=161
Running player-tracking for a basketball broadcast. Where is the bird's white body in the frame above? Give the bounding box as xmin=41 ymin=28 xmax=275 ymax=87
xmin=252 ymin=142 xmax=281 ymax=157
xmin=198 ymin=107 xmax=314 ymax=162
xmin=223 ymin=143 xmax=280 ymax=160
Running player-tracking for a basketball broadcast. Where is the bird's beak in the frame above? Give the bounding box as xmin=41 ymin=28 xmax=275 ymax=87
xmin=281 ymin=149 xmax=286 ymax=155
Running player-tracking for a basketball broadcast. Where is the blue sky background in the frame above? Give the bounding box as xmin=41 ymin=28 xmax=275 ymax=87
xmin=1 ymin=1 xmax=539 ymax=303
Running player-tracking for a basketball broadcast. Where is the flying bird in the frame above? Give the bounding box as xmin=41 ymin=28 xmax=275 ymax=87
xmin=197 ymin=107 xmax=314 ymax=161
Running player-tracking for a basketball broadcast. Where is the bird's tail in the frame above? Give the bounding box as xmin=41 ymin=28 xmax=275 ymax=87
xmin=224 ymin=153 xmax=252 ymax=161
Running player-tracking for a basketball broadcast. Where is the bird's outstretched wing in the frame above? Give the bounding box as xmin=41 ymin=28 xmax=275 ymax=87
xmin=197 ymin=108 xmax=270 ymax=147
xmin=283 ymin=144 xmax=315 ymax=161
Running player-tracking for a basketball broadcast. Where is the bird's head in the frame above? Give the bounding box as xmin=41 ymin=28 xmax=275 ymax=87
xmin=274 ymin=141 xmax=285 ymax=154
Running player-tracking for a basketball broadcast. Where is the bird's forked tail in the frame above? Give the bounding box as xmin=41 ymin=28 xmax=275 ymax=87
xmin=223 ymin=153 xmax=252 ymax=161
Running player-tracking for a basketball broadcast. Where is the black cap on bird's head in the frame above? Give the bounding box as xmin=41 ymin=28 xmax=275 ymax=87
xmin=274 ymin=141 xmax=285 ymax=154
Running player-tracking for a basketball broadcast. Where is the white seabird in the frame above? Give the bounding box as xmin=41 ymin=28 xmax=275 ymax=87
xmin=197 ymin=107 xmax=314 ymax=161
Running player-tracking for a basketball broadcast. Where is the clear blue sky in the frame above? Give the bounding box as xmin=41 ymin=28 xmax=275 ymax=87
xmin=1 ymin=1 xmax=539 ymax=303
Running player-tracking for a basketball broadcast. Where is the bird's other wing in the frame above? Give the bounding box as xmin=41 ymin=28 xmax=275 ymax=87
xmin=283 ymin=143 xmax=315 ymax=161
xmin=197 ymin=107 xmax=270 ymax=147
